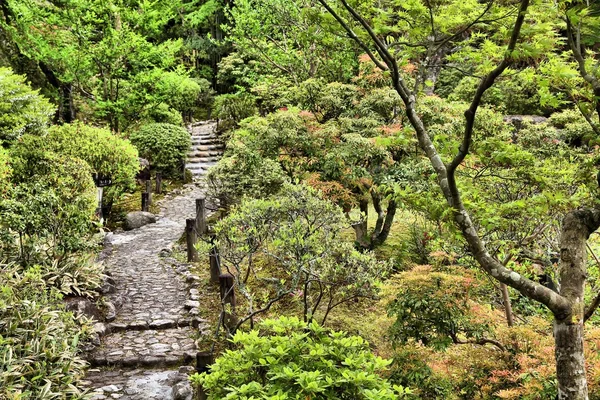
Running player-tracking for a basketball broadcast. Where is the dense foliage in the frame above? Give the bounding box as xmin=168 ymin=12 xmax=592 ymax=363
xmin=0 ymin=263 xmax=91 ymax=399
xmin=0 ymin=68 xmax=54 ymax=143
xmin=3 ymin=0 xmax=600 ymax=398
xmin=207 ymin=184 xmax=389 ymax=330
xmin=190 ymin=316 xmax=410 ymax=399
xmin=46 ymin=122 xmax=140 ymax=205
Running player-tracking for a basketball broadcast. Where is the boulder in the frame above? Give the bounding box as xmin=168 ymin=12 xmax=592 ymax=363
xmin=503 ymin=115 xmax=548 ymax=130
xmin=172 ymin=381 xmax=193 ymax=400
xmin=124 ymin=211 xmax=156 ymax=231
xmin=104 ymin=301 xmax=117 ymax=322
xmin=64 ymin=296 xmax=102 ymax=320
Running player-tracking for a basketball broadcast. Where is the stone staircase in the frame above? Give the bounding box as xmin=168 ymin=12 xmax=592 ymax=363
xmin=186 ymin=121 xmax=222 ymax=180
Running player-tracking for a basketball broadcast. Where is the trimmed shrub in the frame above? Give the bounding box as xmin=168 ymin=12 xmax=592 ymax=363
xmin=0 ymin=67 xmax=55 ymax=144
xmin=128 ymin=123 xmax=191 ymax=177
xmin=0 ymin=147 xmax=11 ymax=197
xmin=206 ymin=141 xmax=288 ymax=207
xmin=147 ymin=103 xmax=184 ymax=126
xmin=46 ymin=122 xmax=140 ymax=196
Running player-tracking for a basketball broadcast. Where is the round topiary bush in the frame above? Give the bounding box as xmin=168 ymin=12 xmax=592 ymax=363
xmin=46 ymin=122 xmax=140 ymax=195
xmin=128 ymin=123 xmax=191 ymax=177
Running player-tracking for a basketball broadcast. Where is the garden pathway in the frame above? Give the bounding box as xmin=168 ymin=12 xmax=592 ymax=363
xmin=83 ymin=122 xmax=220 ymax=400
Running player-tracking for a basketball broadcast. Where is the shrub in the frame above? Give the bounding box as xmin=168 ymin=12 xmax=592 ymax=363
xmin=387 ymin=265 xmax=493 ymax=351
xmin=190 ymin=316 xmax=411 ymax=399
xmin=213 ymin=92 xmax=257 ymax=129
xmin=357 ymin=87 xmax=403 ymax=123
xmin=0 ymin=262 xmax=91 ymax=399
xmin=297 ymin=79 xmax=359 ymax=122
xmin=46 ymin=122 xmax=140 ymax=198
xmin=0 ymin=147 xmax=11 ymax=197
xmin=2 ymin=137 xmax=97 ymax=265
xmin=128 ymin=123 xmax=191 ymax=177
xmin=206 ymin=141 xmax=288 ymax=207
xmin=448 ymin=70 xmax=547 ymax=115
xmin=548 ymin=108 xmax=595 ymax=147
xmin=0 ymin=67 xmax=55 ymax=144
xmin=146 ymin=103 xmax=184 ymax=126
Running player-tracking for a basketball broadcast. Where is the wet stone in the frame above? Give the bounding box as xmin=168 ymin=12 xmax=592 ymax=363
xmin=83 ymin=123 xmax=218 ymax=398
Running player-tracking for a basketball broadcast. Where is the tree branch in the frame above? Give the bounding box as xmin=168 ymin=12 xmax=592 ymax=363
xmin=316 ymin=0 xmax=389 ymax=71
xmin=448 ymin=0 xmax=530 ymax=176
xmin=320 ymin=0 xmax=572 ymax=318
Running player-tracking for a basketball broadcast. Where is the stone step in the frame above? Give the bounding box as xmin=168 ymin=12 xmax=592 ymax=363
xmin=86 ymin=327 xmax=198 ymax=368
xmin=187 ymin=164 xmax=217 ymax=173
xmin=188 ymin=151 xmax=221 ymax=160
xmin=100 ymin=316 xmax=206 ymax=335
xmin=190 ymin=143 xmax=223 ymax=151
xmin=191 ymin=139 xmax=221 ymax=146
xmin=187 ymin=156 xmax=220 ymax=163
xmin=189 ymin=133 xmax=215 ymax=139
xmin=83 ymin=367 xmax=195 ymax=400
xmin=187 ymin=150 xmax=222 ymax=157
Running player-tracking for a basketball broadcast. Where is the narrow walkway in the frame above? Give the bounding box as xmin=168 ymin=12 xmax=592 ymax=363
xmin=83 ymin=122 xmax=220 ymax=400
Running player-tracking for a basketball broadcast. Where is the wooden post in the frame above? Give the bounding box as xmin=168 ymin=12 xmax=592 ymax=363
xmin=186 ymin=219 xmax=198 ymax=262
xmin=219 ymin=273 xmax=235 ymax=308
xmin=145 ymin=180 xmax=152 ymax=205
xmin=219 ymin=273 xmax=237 ymax=333
xmin=195 ymin=352 xmax=213 ymax=399
xmin=141 ymin=192 xmax=149 ymax=212
xmin=155 ymin=172 xmax=162 ymax=194
xmin=209 ymin=246 xmax=220 ymax=284
xmin=195 ymin=198 xmax=206 ymax=236
xmin=196 ymin=352 xmax=212 ymax=374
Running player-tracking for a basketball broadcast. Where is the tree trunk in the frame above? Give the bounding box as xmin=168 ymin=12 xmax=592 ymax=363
xmin=500 ymin=283 xmax=514 ymax=327
xmin=555 ymin=319 xmax=587 ymax=400
xmin=371 ymin=199 xmax=397 ymax=248
xmin=352 ymin=198 xmax=370 ymax=249
xmin=555 ymin=209 xmax=600 ymax=400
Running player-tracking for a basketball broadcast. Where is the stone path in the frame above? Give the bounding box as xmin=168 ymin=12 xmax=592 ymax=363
xmin=83 ymin=122 xmax=220 ymax=400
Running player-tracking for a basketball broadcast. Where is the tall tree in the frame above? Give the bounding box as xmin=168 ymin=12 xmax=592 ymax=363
xmin=2 ymin=0 xmax=197 ymax=131
xmin=317 ymin=0 xmax=599 ymax=398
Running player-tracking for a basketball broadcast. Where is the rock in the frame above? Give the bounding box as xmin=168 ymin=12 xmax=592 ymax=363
xmin=64 ymin=296 xmax=102 ymax=320
xmin=149 ymin=319 xmax=175 ymax=329
xmin=112 ymin=294 xmax=125 ymax=309
xmin=159 ymin=248 xmax=171 ymax=257
xmin=124 ymin=211 xmax=156 ymax=231
xmin=104 ymin=302 xmax=117 ymax=322
xmin=100 ymin=385 xmax=120 ymax=393
xmin=179 ymin=365 xmax=195 ymax=374
xmin=93 ymin=322 xmax=107 ymax=336
xmin=99 ymin=274 xmax=116 ymax=294
xmin=503 ymin=115 xmax=548 ymax=131
xmin=184 ymin=300 xmax=200 ymax=309
xmin=172 ymin=381 xmax=193 ymax=400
